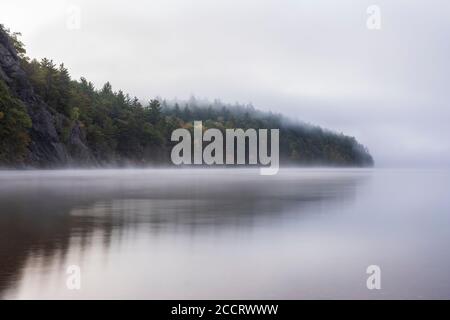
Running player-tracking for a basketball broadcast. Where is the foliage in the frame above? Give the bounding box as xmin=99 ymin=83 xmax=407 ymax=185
xmin=0 ymin=80 xmax=32 ymax=164
xmin=0 ymin=24 xmax=27 ymax=59
xmin=0 ymin=28 xmax=373 ymax=167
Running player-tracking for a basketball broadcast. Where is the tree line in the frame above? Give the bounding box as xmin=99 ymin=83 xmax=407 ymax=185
xmin=0 ymin=25 xmax=373 ymax=167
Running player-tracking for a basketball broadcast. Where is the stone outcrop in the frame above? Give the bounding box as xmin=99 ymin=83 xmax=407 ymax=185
xmin=0 ymin=28 xmax=94 ymax=167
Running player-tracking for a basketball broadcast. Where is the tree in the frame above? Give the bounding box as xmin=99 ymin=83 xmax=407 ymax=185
xmin=0 ymin=80 xmax=32 ymax=164
xmin=0 ymin=24 xmax=27 ymax=60
xmin=147 ymin=99 xmax=161 ymax=124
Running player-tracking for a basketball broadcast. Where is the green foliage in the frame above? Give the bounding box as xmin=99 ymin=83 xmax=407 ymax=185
xmin=0 ymin=24 xmax=27 ymax=59
xmin=161 ymin=101 xmax=373 ymax=166
xmin=0 ymin=80 xmax=32 ymax=164
xmin=70 ymin=107 xmax=80 ymax=121
xmin=147 ymin=99 xmax=162 ymax=124
xmin=21 ymin=55 xmax=373 ymax=166
xmin=1 ymin=27 xmax=373 ymax=167
xmin=22 ymin=59 xmax=72 ymax=116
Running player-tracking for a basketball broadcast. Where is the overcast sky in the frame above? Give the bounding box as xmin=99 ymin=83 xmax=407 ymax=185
xmin=1 ymin=0 xmax=449 ymax=167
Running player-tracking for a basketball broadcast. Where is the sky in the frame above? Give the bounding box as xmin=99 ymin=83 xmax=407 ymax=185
xmin=1 ymin=0 xmax=449 ymax=167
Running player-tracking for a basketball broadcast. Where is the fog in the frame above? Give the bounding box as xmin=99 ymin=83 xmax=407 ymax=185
xmin=2 ymin=169 xmax=450 ymax=298
xmin=1 ymin=0 xmax=449 ymax=167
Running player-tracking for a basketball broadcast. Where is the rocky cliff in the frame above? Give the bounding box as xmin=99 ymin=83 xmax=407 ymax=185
xmin=0 ymin=28 xmax=94 ymax=167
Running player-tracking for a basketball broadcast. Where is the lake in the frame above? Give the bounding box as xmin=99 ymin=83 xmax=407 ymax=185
xmin=0 ymin=168 xmax=449 ymax=299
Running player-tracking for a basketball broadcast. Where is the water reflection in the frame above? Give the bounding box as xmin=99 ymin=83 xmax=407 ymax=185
xmin=0 ymin=169 xmax=367 ymax=299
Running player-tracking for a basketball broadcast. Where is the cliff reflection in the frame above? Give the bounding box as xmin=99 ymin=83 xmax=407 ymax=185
xmin=0 ymin=169 xmax=367 ymax=298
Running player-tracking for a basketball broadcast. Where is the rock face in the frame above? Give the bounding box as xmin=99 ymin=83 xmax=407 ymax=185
xmin=0 ymin=28 xmax=94 ymax=167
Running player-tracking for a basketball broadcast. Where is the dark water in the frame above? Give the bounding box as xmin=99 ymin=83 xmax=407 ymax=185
xmin=0 ymin=168 xmax=449 ymax=299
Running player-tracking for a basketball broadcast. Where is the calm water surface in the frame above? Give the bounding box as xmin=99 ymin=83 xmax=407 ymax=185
xmin=0 ymin=168 xmax=449 ymax=299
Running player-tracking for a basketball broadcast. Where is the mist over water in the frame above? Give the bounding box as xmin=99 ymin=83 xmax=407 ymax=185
xmin=0 ymin=168 xmax=449 ymax=299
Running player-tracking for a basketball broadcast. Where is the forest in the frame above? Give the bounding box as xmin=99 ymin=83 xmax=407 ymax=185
xmin=0 ymin=25 xmax=373 ymax=167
